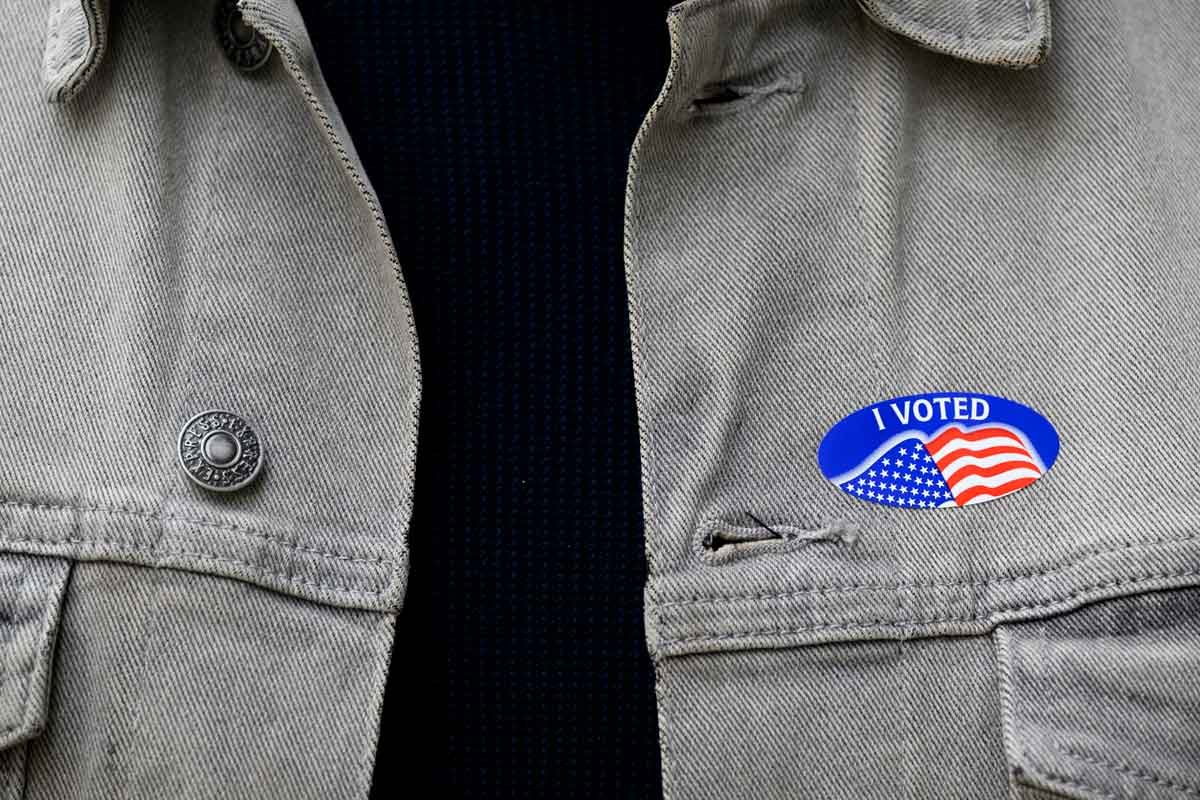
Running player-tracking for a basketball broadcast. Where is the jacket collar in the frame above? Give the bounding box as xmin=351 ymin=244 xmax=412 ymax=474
xmin=43 ymin=0 xmax=317 ymax=104
xmin=44 ymin=0 xmax=108 ymax=103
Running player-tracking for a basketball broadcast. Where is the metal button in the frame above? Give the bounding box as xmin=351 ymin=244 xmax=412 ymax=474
xmin=178 ymin=410 xmax=264 ymax=492
xmin=214 ymin=0 xmax=273 ymax=72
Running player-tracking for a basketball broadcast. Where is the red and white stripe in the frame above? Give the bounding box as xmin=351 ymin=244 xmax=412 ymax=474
xmin=924 ymin=426 xmax=1041 ymax=507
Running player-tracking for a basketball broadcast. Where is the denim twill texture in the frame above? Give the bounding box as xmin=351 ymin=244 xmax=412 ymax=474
xmin=0 ymin=0 xmax=417 ymax=795
xmin=23 ymin=563 xmax=394 ymax=798
xmin=2 ymin=0 xmax=418 ymax=611
xmin=624 ymin=0 xmax=1200 ymax=796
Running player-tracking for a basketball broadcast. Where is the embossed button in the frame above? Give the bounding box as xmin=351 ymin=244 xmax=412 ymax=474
xmin=214 ymin=0 xmax=272 ymax=72
xmin=178 ymin=410 xmax=264 ymax=492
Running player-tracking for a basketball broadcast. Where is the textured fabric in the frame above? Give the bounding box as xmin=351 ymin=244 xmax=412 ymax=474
xmin=628 ymin=0 xmax=1200 ymax=653
xmin=997 ymin=587 xmax=1200 ymax=799
xmin=0 ymin=0 xmax=418 ymax=612
xmin=623 ymin=0 xmax=1200 ymax=796
xmin=658 ymin=635 xmax=1010 ymax=798
xmin=24 ymin=562 xmax=393 ymax=799
xmin=856 ymin=0 xmax=1051 ymax=67
xmin=0 ymin=555 xmax=69 ymax=752
xmin=0 ymin=747 xmax=28 ymax=800
xmin=659 ymin=588 xmax=1200 ymax=799
xmin=288 ymin=2 xmax=671 ymax=795
xmin=0 ymin=0 xmax=408 ymax=795
xmin=43 ymin=0 xmax=108 ymax=102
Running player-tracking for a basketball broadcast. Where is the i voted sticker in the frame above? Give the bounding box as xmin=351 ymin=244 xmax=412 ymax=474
xmin=818 ymin=393 xmax=1059 ymax=509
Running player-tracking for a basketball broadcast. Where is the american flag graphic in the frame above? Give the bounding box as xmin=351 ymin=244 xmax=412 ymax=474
xmin=839 ymin=425 xmax=1043 ymax=509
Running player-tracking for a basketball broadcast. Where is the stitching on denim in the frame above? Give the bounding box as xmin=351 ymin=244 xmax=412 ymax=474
xmin=15 ymin=564 xmax=45 ymax=738
xmin=238 ymin=1 xmax=418 ymax=608
xmin=243 ymin=3 xmax=424 ymax=460
xmin=990 ymin=628 xmax=1022 ymax=784
xmin=659 ymin=569 xmax=1200 ymax=645
xmin=0 ymin=499 xmax=394 ymax=567
xmin=656 ymin=659 xmax=679 ymax=800
xmin=631 ymin=23 xmax=685 ymax=800
xmin=1056 ymin=744 xmax=1200 ymax=797
xmin=856 ymin=0 xmax=1051 ymax=70
xmin=0 ymin=567 xmax=30 ymax=736
xmin=0 ymin=533 xmax=384 ymax=598
xmin=1020 ymin=750 xmax=1121 ymax=800
xmin=625 ymin=1 xmax=685 ymax=585
xmin=675 ymin=0 xmax=1041 ymax=47
xmin=50 ymin=0 xmax=106 ymax=103
xmin=665 ymin=0 xmax=733 ymax=20
xmin=662 ymin=528 xmax=1200 ymax=607
xmin=0 ymin=564 xmax=60 ymax=737
xmin=861 ymin=0 xmax=1039 ymax=45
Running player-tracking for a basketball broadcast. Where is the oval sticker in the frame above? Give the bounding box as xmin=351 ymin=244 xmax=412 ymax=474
xmin=818 ymin=392 xmax=1059 ymax=509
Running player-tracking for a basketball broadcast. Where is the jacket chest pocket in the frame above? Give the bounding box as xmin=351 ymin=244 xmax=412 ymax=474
xmin=997 ymin=587 xmax=1200 ymax=800
xmin=0 ymin=554 xmax=70 ymax=798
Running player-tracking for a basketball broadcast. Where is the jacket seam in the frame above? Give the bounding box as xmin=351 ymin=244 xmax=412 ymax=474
xmin=0 ymin=567 xmax=31 ymax=738
xmin=0 ymin=562 xmax=63 ymax=741
xmin=237 ymin=0 xmax=417 ymax=612
xmin=0 ymin=498 xmax=394 ymax=567
xmin=1020 ymin=750 xmax=1120 ymax=800
xmin=658 ymin=568 xmax=1200 ymax=645
xmin=0 ymin=532 xmax=385 ymax=598
xmin=1055 ymin=744 xmax=1200 ymax=797
xmin=49 ymin=0 xmax=106 ymax=103
xmin=658 ymin=528 xmax=1200 ymax=606
xmin=858 ymin=0 xmax=1038 ymax=46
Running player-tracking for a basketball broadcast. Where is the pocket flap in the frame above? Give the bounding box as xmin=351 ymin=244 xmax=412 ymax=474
xmin=857 ymin=0 xmax=1052 ymax=68
xmin=996 ymin=588 xmax=1200 ymax=799
xmin=0 ymin=554 xmax=69 ymax=750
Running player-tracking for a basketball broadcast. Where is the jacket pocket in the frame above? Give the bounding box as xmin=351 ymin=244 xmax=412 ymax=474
xmin=996 ymin=587 xmax=1200 ymax=800
xmin=856 ymin=0 xmax=1052 ymax=68
xmin=0 ymin=552 xmax=70 ymax=800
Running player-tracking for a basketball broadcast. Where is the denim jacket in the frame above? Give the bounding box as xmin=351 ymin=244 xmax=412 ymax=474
xmin=1 ymin=0 xmax=414 ymax=795
xmin=3 ymin=0 xmax=1199 ymax=797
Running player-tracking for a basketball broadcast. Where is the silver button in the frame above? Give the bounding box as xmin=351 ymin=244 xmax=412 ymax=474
xmin=178 ymin=410 xmax=264 ymax=492
xmin=214 ymin=0 xmax=273 ymax=72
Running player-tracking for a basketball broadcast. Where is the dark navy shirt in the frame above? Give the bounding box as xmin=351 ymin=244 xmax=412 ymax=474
xmin=292 ymin=3 xmax=671 ymax=796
